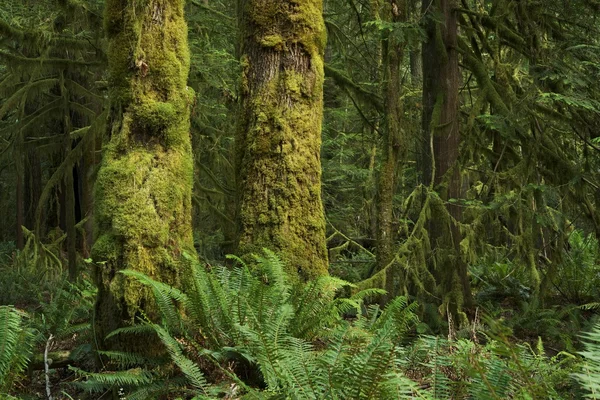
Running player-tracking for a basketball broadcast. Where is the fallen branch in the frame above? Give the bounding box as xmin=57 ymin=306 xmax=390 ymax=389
xmin=29 ymin=350 xmax=75 ymax=372
xmin=44 ymin=334 xmax=54 ymax=400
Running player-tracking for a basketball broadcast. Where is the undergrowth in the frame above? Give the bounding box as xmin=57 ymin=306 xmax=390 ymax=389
xmin=69 ymin=250 xmax=589 ymax=399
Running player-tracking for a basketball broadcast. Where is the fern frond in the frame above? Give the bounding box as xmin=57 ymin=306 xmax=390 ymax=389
xmin=105 ymin=324 xmax=156 ymax=339
xmin=371 ymin=296 xmax=419 ymax=338
xmin=120 ymin=269 xmax=187 ymax=330
xmin=151 ymin=324 xmax=209 ymax=393
xmin=575 ymin=322 xmax=600 ymax=399
xmin=291 ymin=275 xmax=353 ymax=338
xmin=0 ymin=306 xmax=34 ymax=392
xmin=70 ymin=366 xmax=153 ymax=393
xmin=96 ymin=351 xmax=153 ymax=369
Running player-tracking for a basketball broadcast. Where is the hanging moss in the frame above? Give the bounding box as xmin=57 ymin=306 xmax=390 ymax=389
xmin=236 ymin=0 xmax=328 ymax=280
xmin=93 ymin=0 xmax=195 ymax=352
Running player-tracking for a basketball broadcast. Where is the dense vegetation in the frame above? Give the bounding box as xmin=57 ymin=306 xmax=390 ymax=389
xmin=1 ymin=0 xmax=600 ymax=398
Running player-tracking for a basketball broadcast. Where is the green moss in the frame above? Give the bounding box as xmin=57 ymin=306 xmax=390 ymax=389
xmin=260 ymin=34 xmax=285 ymax=49
xmin=236 ymin=0 xmax=328 ymax=280
xmin=93 ymin=0 xmax=196 ymax=351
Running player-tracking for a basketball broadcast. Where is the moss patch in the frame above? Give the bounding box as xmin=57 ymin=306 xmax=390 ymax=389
xmin=93 ymin=0 xmax=195 ymax=351
xmin=236 ymin=0 xmax=328 ymax=280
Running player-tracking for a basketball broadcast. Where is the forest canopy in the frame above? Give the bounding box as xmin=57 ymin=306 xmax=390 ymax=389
xmin=1 ymin=0 xmax=600 ymax=399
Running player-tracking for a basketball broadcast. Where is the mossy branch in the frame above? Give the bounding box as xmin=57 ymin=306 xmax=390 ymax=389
xmin=324 ymin=65 xmax=384 ymax=112
xmin=0 ymin=19 xmax=102 ymax=51
xmin=326 ymin=219 xmax=375 ymax=258
xmin=0 ymin=51 xmax=103 ymax=69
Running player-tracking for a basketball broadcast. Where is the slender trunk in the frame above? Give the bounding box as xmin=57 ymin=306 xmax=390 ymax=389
xmin=421 ymin=0 xmax=472 ymax=317
xmin=408 ymin=0 xmax=422 ymax=85
xmin=60 ymin=72 xmax=78 ymax=281
xmin=376 ymin=0 xmax=407 ymax=300
xmin=81 ymin=145 xmax=94 ymax=258
xmin=65 ymin=168 xmax=77 ymax=280
xmin=93 ymin=0 xmax=196 ymax=352
xmin=16 ymin=152 xmax=24 ymax=250
xmin=235 ymin=0 xmax=329 ymax=280
xmin=24 ymin=150 xmax=42 ymax=230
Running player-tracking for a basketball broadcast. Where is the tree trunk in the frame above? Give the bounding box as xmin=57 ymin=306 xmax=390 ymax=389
xmin=421 ymin=0 xmax=472 ymax=318
xmin=16 ymin=152 xmax=24 ymax=250
xmin=93 ymin=0 xmax=196 ymax=352
xmin=24 ymin=149 xmax=42 ymax=231
xmin=376 ymin=0 xmax=407 ymax=300
xmin=235 ymin=0 xmax=329 ymax=280
xmin=408 ymin=0 xmax=422 ymax=85
xmin=60 ymin=72 xmax=79 ymax=281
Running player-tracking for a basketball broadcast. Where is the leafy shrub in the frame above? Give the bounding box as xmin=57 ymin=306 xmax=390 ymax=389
xmin=404 ymin=332 xmax=577 ymax=399
xmin=471 ymin=257 xmax=532 ymax=307
xmin=554 ymin=230 xmax=600 ymax=305
xmin=0 ymin=229 xmax=65 ymax=306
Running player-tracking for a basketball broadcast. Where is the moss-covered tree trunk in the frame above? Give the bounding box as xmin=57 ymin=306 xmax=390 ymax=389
xmin=376 ymin=0 xmax=407 ymax=300
xmin=235 ymin=0 xmax=329 ymax=279
xmin=421 ymin=0 xmax=472 ymax=318
xmin=15 ymin=151 xmax=24 ymax=250
xmin=93 ymin=0 xmax=195 ymax=351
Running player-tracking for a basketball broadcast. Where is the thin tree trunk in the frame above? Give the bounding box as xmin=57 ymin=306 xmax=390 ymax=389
xmin=25 ymin=149 xmax=42 ymax=231
xmin=65 ymin=166 xmax=77 ymax=281
xmin=60 ymin=72 xmax=78 ymax=281
xmin=376 ymin=0 xmax=408 ymax=300
xmin=421 ymin=0 xmax=472 ymax=318
xmin=16 ymin=152 xmax=24 ymax=250
xmin=235 ymin=0 xmax=329 ymax=279
xmin=93 ymin=0 xmax=196 ymax=353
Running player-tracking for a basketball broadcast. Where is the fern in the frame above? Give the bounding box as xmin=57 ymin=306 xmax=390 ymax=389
xmin=117 ymin=249 xmax=422 ymax=399
xmin=575 ymin=322 xmax=600 ymax=399
xmin=152 ymin=323 xmax=209 ymax=393
xmin=0 ymin=306 xmax=35 ymax=394
xmin=70 ymin=366 xmax=153 ymax=394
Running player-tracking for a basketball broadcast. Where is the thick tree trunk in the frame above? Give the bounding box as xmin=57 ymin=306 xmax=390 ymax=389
xmin=93 ymin=0 xmax=195 ymax=351
xmin=376 ymin=0 xmax=407 ymax=299
xmin=421 ymin=0 xmax=472 ymax=317
xmin=235 ymin=0 xmax=329 ymax=280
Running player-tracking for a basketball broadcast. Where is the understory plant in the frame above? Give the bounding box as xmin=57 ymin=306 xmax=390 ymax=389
xmin=74 ymin=249 xmax=422 ymax=399
xmin=0 ymin=306 xmax=35 ymax=397
xmin=72 ymin=250 xmax=588 ymax=399
xmin=575 ymin=322 xmax=600 ymax=399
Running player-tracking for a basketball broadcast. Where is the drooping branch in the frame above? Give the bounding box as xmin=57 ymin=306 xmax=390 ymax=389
xmin=324 ymin=65 xmax=384 ymax=112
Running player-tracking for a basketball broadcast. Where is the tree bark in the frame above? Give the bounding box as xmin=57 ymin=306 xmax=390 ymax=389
xmin=235 ymin=0 xmax=329 ymax=280
xmin=16 ymin=152 xmax=24 ymax=250
xmin=376 ymin=0 xmax=408 ymax=300
xmin=93 ymin=0 xmax=196 ymax=352
xmin=24 ymin=149 xmax=42 ymax=231
xmin=421 ymin=0 xmax=472 ymax=317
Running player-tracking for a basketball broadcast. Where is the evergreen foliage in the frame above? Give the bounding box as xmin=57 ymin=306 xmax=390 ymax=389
xmin=1 ymin=0 xmax=600 ymax=398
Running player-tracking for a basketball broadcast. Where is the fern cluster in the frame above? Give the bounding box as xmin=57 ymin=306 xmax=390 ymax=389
xmin=60 ymin=251 xmax=590 ymax=399
xmin=0 ymin=306 xmax=35 ymax=396
xmin=77 ymin=250 xmax=420 ymax=399
xmin=576 ymin=322 xmax=600 ymax=399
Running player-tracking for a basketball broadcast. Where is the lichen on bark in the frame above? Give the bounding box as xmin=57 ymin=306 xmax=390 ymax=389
xmin=93 ymin=0 xmax=195 ymax=350
xmin=235 ymin=0 xmax=329 ymax=280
